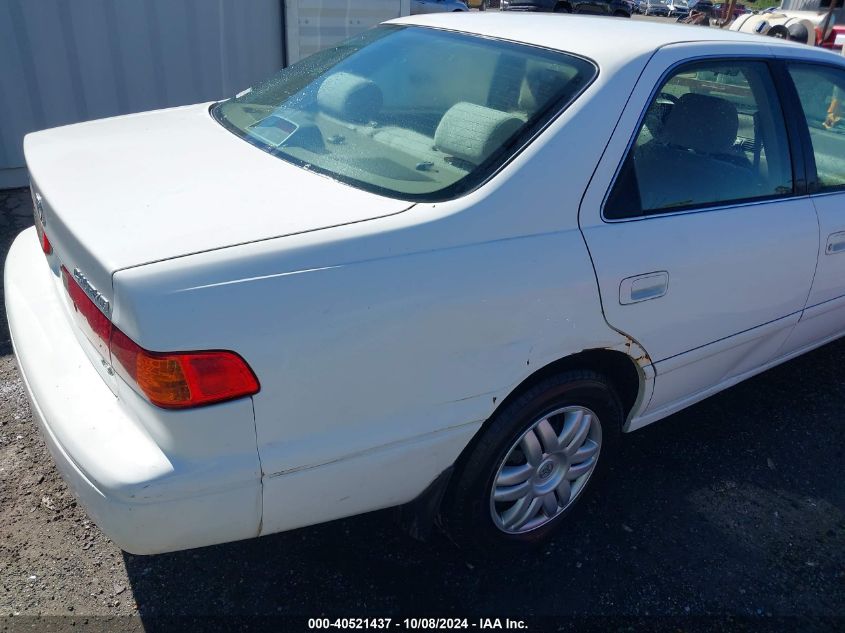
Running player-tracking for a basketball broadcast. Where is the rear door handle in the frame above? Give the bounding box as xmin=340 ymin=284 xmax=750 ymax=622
xmin=619 ymin=271 xmax=669 ymax=305
xmin=826 ymin=231 xmax=845 ymax=255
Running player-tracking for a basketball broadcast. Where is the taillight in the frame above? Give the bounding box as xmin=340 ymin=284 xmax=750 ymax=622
xmin=61 ymin=266 xmax=110 ymax=342
xmin=60 ymin=266 xmax=259 ymax=409
xmin=33 ymin=214 xmax=52 ymax=254
xmin=31 ymin=190 xmax=52 ymax=255
xmin=110 ymin=328 xmax=260 ymax=409
xmin=39 ymin=230 xmax=52 ymax=255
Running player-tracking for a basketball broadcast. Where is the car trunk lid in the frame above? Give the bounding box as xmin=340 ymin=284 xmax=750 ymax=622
xmin=24 ymin=102 xmax=413 ymax=311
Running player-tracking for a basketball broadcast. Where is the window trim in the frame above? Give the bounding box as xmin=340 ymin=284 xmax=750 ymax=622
xmin=769 ymin=59 xmax=810 ymax=195
xmin=780 ymin=59 xmax=845 ymax=197
xmin=600 ymin=55 xmax=808 ymax=224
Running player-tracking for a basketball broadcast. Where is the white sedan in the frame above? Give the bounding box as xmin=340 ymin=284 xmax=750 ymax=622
xmin=6 ymin=13 xmax=845 ymax=555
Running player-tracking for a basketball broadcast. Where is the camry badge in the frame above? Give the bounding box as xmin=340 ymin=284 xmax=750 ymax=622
xmin=73 ymin=268 xmax=111 ymax=315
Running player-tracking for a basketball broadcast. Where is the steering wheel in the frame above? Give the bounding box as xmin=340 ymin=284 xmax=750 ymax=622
xmin=657 ymin=92 xmax=679 ymax=105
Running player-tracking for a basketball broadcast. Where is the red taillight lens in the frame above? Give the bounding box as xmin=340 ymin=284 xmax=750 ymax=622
xmin=31 ymin=190 xmax=52 ymax=255
xmin=61 ymin=266 xmax=111 ymax=343
xmin=34 ymin=221 xmax=52 ymax=254
xmin=60 ymin=266 xmax=259 ymax=409
xmin=110 ymin=328 xmax=260 ymax=409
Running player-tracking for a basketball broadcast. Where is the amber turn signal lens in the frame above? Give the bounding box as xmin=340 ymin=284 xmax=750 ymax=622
xmin=110 ymin=328 xmax=260 ymax=409
xmin=61 ymin=266 xmax=259 ymax=409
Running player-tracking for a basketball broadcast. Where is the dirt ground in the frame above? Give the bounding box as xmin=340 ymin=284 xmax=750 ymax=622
xmin=0 ymin=186 xmax=843 ymax=631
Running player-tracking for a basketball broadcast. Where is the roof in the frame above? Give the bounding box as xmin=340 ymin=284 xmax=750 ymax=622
xmin=387 ymin=12 xmax=805 ymax=65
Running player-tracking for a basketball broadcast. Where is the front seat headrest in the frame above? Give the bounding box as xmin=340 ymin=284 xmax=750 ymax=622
xmin=317 ymin=72 xmax=383 ymax=124
xmin=659 ymin=93 xmax=739 ymax=155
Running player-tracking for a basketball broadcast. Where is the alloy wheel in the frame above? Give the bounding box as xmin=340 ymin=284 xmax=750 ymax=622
xmin=489 ymin=406 xmax=602 ymax=534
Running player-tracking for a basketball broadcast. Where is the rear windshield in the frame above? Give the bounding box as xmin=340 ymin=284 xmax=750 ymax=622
xmin=213 ymin=25 xmax=595 ymax=201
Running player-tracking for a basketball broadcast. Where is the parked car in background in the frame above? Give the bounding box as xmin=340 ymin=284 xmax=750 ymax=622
xmin=411 ymin=0 xmax=469 ymax=13
xmin=644 ymin=0 xmax=671 ymax=15
xmin=502 ymin=0 xmax=632 ymax=16
xmin=667 ymin=0 xmax=690 ymax=17
xmin=8 ymin=12 xmax=845 ymax=557
xmin=689 ymin=0 xmax=716 ymax=16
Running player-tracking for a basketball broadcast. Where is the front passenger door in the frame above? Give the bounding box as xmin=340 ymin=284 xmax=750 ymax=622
xmin=578 ymin=47 xmax=819 ymax=423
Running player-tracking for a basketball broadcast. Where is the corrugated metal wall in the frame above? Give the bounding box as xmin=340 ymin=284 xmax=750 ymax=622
xmin=0 ymin=0 xmax=284 ymax=188
xmin=284 ymin=0 xmax=410 ymax=64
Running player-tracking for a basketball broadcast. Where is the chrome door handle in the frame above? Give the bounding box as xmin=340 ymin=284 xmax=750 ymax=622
xmin=619 ymin=271 xmax=669 ymax=305
xmin=826 ymin=231 xmax=845 ymax=255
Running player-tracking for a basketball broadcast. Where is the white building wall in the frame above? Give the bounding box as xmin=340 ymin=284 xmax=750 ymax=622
xmin=284 ymin=0 xmax=410 ymax=65
xmin=0 ymin=0 xmax=284 ymax=188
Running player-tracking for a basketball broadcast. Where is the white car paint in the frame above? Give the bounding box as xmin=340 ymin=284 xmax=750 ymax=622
xmin=22 ymin=106 xmax=412 ymax=306
xmin=578 ymin=40 xmax=822 ymax=425
xmin=6 ymin=13 xmax=845 ymax=554
xmin=5 ymin=231 xmax=263 ymax=553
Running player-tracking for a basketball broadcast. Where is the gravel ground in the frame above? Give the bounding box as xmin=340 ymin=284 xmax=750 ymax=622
xmin=1 ymin=180 xmax=843 ymax=631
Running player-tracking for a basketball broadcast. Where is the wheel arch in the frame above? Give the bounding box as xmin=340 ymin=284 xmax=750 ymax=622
xmin=400 ymin=347 xmax=645 ymax=540
xmin=493 ymin=348 xmax=642 ymax=426
xmin=454 ymin=347 xmax=644 ymax=478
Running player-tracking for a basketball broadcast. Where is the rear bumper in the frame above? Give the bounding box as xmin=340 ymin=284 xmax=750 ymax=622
xmin=5 ymin=228 xmax=262 ymax=554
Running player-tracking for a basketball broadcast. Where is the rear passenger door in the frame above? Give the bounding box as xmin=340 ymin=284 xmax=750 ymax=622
xmin=578 ymin=44 xmax=819 ymax=422
xmin=780 ymin=62 xmax=845 ymax=351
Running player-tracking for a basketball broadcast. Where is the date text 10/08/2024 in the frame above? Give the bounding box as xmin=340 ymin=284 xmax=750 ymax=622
xmin=307 ymin=618 xmax=529 ymax=630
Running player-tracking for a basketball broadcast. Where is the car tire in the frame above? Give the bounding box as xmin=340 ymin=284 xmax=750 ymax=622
xmin=553 ymin=4 xmax=572 ymax=13
xmin=442 ymin=370 xmax=622 ymax=556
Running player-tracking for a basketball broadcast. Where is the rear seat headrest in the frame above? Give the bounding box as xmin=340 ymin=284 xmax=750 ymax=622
xmin=659 ymin=93 xmax=739 ymax=155
xmin=434 ymin=102 xmax=524 ymax=166
xmin=317 ymin=72 xmax=383 ymax=124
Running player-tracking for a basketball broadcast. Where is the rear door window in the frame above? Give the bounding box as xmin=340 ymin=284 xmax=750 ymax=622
xmin=605 ymin=60 xmax=794 ymax=219
xmin=787 ymin=64 xmax=845 ymax=192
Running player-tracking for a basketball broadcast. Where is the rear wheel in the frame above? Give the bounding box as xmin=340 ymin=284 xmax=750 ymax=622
xmin=442 ymin=370 xmax=622 ymax=555
xmin=554 ymin=4 xmax=572 ymax=13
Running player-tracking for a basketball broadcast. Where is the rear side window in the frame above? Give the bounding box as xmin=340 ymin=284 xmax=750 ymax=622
xmin=213 ymin=26 xmax=595 ymax=202
xmin=787 ymin=64 xmax=845 ymax=192
xmin=605 ymin=61 xmax=794 ymax=219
